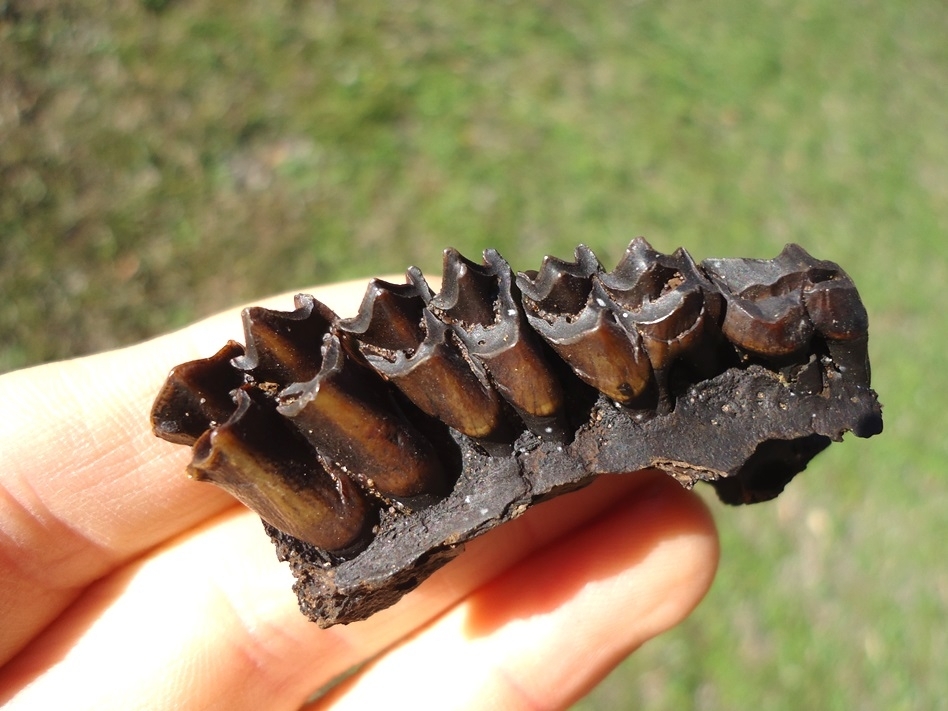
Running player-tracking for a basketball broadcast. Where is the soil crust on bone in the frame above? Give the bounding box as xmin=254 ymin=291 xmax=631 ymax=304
xmin=268 ymin=361 xmax=882 ymax=627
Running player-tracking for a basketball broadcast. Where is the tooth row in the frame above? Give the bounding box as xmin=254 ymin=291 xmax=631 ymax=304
xmin=151 ymin=239 xmax=870 ymax=556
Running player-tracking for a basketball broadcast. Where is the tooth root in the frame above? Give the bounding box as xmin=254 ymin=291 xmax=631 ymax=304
xmin=434 ymin=249 xmax=567 ymax=438
xmin=363 ymin=313 xmax=514 ymax=443
xmin=232 ymin=294 xmax=336 ymax=385
xmin=278 ymin=335 xmax=448 ymax=500
xmin=188 ymin=388 xmax=374 ymax=555
xmin=151 ymin=341 xmax=246 ymax=445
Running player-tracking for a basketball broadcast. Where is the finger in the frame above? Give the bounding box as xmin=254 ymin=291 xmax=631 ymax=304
xmin=0 ymin=279 xmax=378 ymax=665
xmin=0 ymin=471 xmax=711 ymax=710
xmin=312 ymin=475 xmax=718 ymax=711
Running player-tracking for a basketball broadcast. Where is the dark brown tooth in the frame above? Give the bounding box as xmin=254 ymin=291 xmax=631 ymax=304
xmin=188 ymin=388 xmax=375 ymax=555
xmin=430 ymin=247 xmax=498 ymax=326
xmin=340 ymin=271 xmax=514 ymax=445
xmin=517 ymin=266 xmax=652 ymax=404
xmin=432 ymin=249 xmax=567 ymax=439
xmin=151 ymin=341 xmax=246 ymax=445
xmin=277 ymin=334 xmax=448 ymax=500
xmin=232 ymin=294 xmax=337 ymax=385
xmin=598 ymin=239 xmax=722 ymax=411
xmin=798 ymin=253 xmax=871 ymax=383
xmin=702 ymin=244 xmax=819 ymax=359
xmin=515 ymin=244 xmax=602 ymax=316
xmin=337 ymin=276 xmax=432 ymax=354
xmin=360 ymin=311 xmax=514 ymax=443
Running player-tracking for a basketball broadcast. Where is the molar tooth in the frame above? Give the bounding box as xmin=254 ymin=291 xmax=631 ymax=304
xmin=433 ymin=249 xmax=567 ymax=440
xmin=189 ymin=387 xmax=375 ymax=555
xmin=341 ymin=269 xmax=515 ymax=445
xmin=523 ymin=278 xmax=653 ymax=406
xmin=151 ymin=340 xmax=246 ymax=445
xmin=337 ymin=276 xmax=432 ymax=354
xmin=232 ymin=294 xmax=337 ymax=385
xmin=702 ymin=245 xmax=823 ymax=360
xmin=362 ymin=311 xmax=514 ymax=443
xmin=600 ymin=239 xmax=722 ymax=411
xmin=278 ymin=335 xmax=448 ymax=500
xmin=430 ymin=247 xmax=498 ymax=326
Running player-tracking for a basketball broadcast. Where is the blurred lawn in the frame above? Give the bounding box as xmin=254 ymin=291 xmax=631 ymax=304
xmin=2 ymin=1 xmax=945 ymax=708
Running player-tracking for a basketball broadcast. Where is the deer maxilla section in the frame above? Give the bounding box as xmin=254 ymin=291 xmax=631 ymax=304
xmin=151 ymin=239 xmax=882 ymax=624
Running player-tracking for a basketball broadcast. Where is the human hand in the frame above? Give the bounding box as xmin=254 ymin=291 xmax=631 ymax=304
xmin=0 ymin=279 xmax=718 ymax=710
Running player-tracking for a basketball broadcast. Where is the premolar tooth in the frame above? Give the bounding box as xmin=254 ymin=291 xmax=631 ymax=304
xmin=151 ymin=341 xmax=246 ymax=445
xmin=278 ymin=335 xmax=447 ymax=500
xmin=702 ymin=244 xmax=821 ymax=359
xmin=188 ymin=388 xmax=375 ymax=555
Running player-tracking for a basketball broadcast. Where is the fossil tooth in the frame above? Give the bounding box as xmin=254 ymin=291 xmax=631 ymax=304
xmin=803 ymin=278 xmax=871 ymax=382
xmin=340 ymin=273 xmax=515 ymax=446
xmin=337 ymin=276 xmax=431 ymax=355
xmin=232 ymin=294 xmax=336 ymax=385
xmin=516 ymin=244 xmax=601 ymax=316
xmin=519 ymin=249 xmax=654 ymax=406
xmin=702 ymin=245 xmax=821 ymax=360
xmin=277 ymin=334 xmax=448 ymax=500
xmin=431 ymin=249 xmax=568 ymax=440
xmin=150 ymin=340 xmax=246 ymax=445
xmin=600 ymin=238 xmax=724 ymax=411
xmin=189 ymin=387 xmax=375 ymax=555
xmin=429 ymin=247 xmax=498 ymax=326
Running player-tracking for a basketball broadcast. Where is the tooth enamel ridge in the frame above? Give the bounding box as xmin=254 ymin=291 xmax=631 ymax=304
xmin=151 ymin=240 xmax=883 ymax=626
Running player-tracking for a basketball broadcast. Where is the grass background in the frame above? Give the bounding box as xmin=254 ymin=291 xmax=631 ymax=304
xmin=2 ymin=0 xmax=945 ymax=708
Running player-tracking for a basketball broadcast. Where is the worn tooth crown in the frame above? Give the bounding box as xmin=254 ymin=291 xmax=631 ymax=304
xmin=232 ymin=294 xmax=336 ymax=385
xmin=151 ymin=340 xmax=246 ymax=445
xmin=598 ymin=239 xmax=725 ymax=410
xmin=152 ymin=239 xmax=882 ymax=621
xmin=337 ymin=278 xmax=431 ymax=355
xmin=516 ymin=245 xmax=601 ymax=317
xmin=430 ymin=247 xmax=498 ymax=326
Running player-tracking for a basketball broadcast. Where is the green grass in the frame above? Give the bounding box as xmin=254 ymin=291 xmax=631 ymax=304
xmin=2 ymin=0 xmax=946 ymax=708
